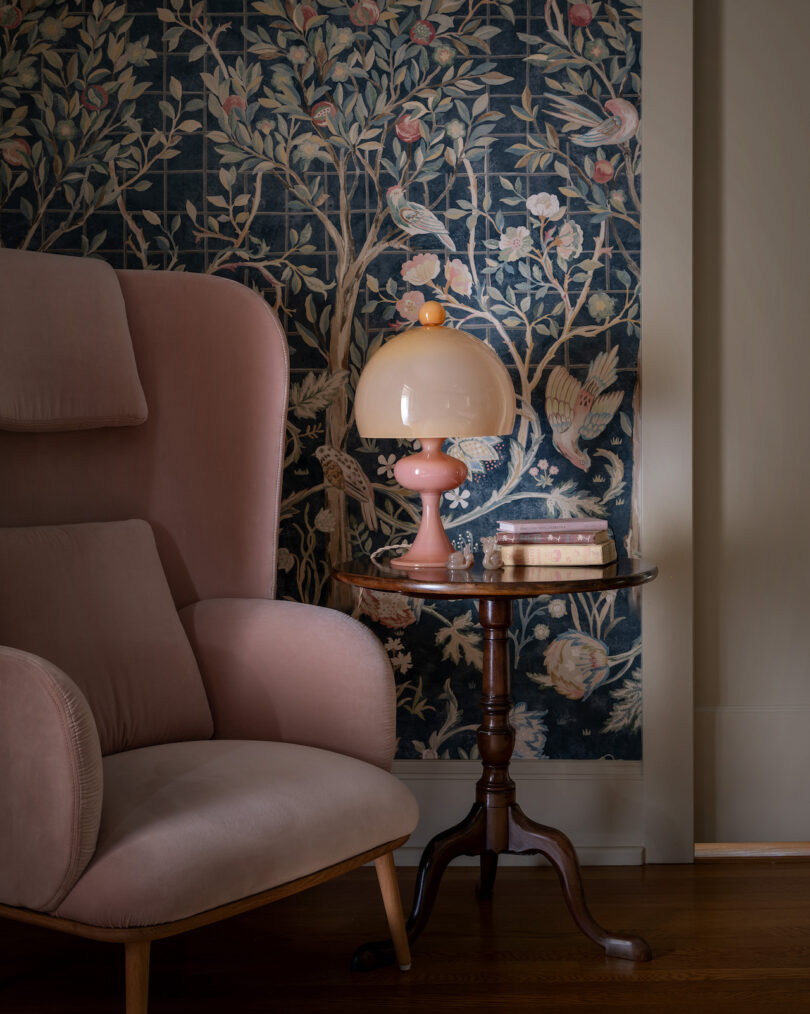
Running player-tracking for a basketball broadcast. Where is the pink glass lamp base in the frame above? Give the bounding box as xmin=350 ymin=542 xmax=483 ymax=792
xmin=390 ymin=437 xmax=468 ymax=569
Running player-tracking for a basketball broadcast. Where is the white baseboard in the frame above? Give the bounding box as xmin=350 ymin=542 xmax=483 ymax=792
xmin=391 ymin=759 xmax=646 ymax=867
xmin=393 ymin=759 xmax=643 ymax=781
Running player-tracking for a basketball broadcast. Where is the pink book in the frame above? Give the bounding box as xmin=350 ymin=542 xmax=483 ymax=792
xmin=496 ymin=530 xmax=610 ymax=545
xmin=497 ymin=518 xmax=609 ymax=534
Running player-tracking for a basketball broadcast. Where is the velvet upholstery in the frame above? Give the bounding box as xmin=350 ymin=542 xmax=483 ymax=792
xmin=55 ymin=740 xmax=418 ymax=928
xmin=181 ymin=598 xmax=396 ymax=770
xmin=0 ymin=647 xmax=103 ymax=912
xmin=0 ymin=252 xmax=416 ymax=999
xmin=0 ymin=266 xmax=289 ymax=608
xmin=0 ymin=521 xmax=213 ymax=756
xmin=0 ymin=248 xmax=147 ymax=432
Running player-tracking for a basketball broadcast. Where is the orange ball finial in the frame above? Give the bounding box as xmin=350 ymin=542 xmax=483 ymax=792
xmin=419 ymin=300 xmax=446 ymax=327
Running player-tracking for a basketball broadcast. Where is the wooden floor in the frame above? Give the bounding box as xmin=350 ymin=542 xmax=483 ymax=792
xmin=2 ymin=862 xmax=810 ymax=1013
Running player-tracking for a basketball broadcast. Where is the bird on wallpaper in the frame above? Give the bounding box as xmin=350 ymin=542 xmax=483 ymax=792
xmin=546 ymin=96 xmax=639 ymax=147
xmin=386 ymin=186 xmax=456 ymax=251
xmin=545 ymin=346 xmax=624 ymax=471
xmin=314 ymin=445 xmax=378 ymax=530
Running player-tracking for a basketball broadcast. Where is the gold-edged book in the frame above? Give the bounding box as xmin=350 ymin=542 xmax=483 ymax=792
xmin=499 ymin=539 xmax=617 ymax=567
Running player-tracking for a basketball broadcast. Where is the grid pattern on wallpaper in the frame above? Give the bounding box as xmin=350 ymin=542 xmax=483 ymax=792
xmin=0 ymin=0 xmax=643 ymax=761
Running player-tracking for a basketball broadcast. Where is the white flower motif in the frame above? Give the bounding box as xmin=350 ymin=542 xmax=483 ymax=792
xmin=314 ymin=508 xmax=336 ymax=533
xmin=384 ymin=637 xmax=403 ymax=653
xmin=445 ymin=488 xmax=471 ymax=509
xmin=588 ymin=291 xmax=616 ymax=322
xmin=377 ymin=453 xmax=396 ymax=478
xmin=296 ymin=137 xmax=322 ymax=160
xmin=40 ymin=17 xmax=67 ymax=42
xmin=533 ymin=623 xmax=550 ymax=641
xmin=499 ymin=225 xmax=532 ymax=262
xmin=445 ymin=119 xmax=465 ymax=139
xmin=548 ymin=598 xmax=568 ymax=618
xmin=401 ymin=252 xmax=440 ymax=286
xmin=556 ymin=220 xmax=583 ymax=265
xmin=526 ymin=192 xmax=560 ymax=218
xmin=445 ymin=258 xmax=473 ymax=296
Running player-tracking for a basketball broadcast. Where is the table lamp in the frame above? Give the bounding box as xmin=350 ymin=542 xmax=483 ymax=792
xmin=354 ymin=300 xmax=516 ymax=568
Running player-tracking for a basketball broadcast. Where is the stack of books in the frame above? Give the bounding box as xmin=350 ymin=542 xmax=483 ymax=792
xmin=495 ymin=518 xmax=616 ymax=566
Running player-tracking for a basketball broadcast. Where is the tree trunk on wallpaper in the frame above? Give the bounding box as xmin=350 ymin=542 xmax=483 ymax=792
xmin=0 ymin=0 xmax=647 ymax=763
xmin=324 ymin=264 xmax=367 ymax=604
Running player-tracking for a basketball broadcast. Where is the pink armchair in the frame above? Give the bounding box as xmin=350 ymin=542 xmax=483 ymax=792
xmin=0 ymin=249 xmax=418 ymax=1013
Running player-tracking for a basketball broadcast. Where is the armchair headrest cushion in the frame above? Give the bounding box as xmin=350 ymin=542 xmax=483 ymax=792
xmin=0 ymin=249 xmax=148 ymax=432
xmin=0 ymin=520 xmax=213 ymax=755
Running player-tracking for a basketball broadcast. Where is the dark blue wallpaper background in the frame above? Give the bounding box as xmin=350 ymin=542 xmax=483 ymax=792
xmin=0 ymin=0 xmax=643 ymax=759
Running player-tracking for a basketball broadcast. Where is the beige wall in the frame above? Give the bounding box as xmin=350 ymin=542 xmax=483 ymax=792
xmin=694 ymin=0 xmax=810 ymax=841
xmin=639 ymin=0 xmax=694 ymax=862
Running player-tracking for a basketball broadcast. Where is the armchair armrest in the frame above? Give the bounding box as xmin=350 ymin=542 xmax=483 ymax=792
xmin=0 ymin=647 xmax=103 ymax=912
xmin=180 ymin=599 xmax=396 ymax=770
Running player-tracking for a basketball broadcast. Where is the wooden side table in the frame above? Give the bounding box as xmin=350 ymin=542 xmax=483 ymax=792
xmin=333 ymin=556 xmax=658 ymax=968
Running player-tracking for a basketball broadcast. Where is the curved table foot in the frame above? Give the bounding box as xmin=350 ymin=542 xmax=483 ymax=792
xmin=352 ymin=804 xmax=487 ymax=971
xmin=508 ymin=805 xmax=651 ymax=962
xmin=351 ymin=938 xmax=397 ymax=972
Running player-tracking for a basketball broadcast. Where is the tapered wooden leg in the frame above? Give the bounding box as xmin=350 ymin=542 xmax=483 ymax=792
xmin=374 ymin=852 xmax=411 ymax=971
xmin=125 ymin=940 xmax=150 ymax=1014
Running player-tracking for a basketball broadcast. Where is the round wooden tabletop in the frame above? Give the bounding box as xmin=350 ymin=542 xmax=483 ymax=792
xmin=332 ymin=556 xmax=658 ymax=600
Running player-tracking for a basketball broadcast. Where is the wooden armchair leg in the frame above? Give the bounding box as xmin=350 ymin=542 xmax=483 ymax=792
xmin=125 ymin=940 xmax=151 ymax=1014
xmin=373 ymin=852 xmax=411 ymax=971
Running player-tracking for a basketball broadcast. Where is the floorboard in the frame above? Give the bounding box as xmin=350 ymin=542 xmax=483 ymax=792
xmin=2 ymin=863 xmax=810 ymax=1012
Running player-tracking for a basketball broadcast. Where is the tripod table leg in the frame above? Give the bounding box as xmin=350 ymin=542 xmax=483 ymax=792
xmin=476 ymin=850 xmax=499 ymax=900
xmin=352 ymin=803 xmax=487 ymax=970
xmin=508 ymin=805 xmax=651 ymax=961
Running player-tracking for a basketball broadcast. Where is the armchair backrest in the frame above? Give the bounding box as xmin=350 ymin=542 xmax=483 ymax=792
xmin=0 ymin=519 xmax=215 ymax=755
xmin=0 ymin=250 xmax=289 ymax=608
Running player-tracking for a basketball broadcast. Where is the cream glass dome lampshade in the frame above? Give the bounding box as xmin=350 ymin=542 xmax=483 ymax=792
xmin=355 ymin=301 xmax=516 ymax=569
xmin=355 ymin=302 xmax=515 ymax=438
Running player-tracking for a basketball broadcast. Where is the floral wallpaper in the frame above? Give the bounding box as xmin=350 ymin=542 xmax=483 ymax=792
xmin=0 ymin=0 xmax=643 ymax=761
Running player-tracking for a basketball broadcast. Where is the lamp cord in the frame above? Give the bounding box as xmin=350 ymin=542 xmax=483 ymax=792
xmin=369 ymin=543 xmax=410 ymax=568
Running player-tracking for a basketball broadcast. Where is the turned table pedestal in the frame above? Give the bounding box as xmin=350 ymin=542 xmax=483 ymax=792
xmin=332 ymin=557 xmax=658 ymax=968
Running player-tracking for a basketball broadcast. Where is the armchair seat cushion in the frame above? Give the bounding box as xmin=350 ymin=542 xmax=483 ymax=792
xmin=54 ymin=740 xmax=418 ymax=928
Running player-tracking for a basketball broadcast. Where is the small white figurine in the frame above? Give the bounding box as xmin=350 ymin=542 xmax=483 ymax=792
xmin=447 ymin=541 xmax=474 ymax=570
xmin=480 ymin=535 xmax=503 ymax=570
